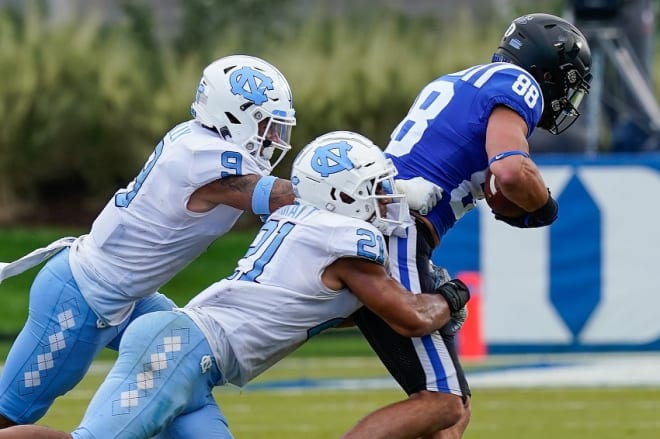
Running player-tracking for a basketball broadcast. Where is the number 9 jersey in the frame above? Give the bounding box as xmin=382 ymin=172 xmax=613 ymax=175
xmin=69 ymin=120 xmax=267 ymax=325
xmin=385 ymin=63 xmax=543 ymax=238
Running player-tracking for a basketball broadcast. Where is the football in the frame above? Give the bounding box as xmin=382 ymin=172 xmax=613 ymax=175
xmin=483 ymin=169 xmax=526 ymax=217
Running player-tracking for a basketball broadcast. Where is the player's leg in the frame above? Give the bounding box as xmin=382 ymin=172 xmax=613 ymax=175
xmin=420 ymin=333 xmax=471 ymax=439
xmin=72 ymin=311 xmax=226 ymax=439
xmin=349 ymin=221 xmax=470 ymax=438
xmin=0 ymin=249 xmax=120 ymax=427
xmin=106 ymin=292 xmax=177 ymax=351
xmin=350 ymin=306 xmax=467 ymax=438
xmin=154 ymin=401 xmax=232 ymax=439
xmin=423 ymin=396 xmax=471 ymax=439
xmin=343 ymin=389 xmax=464 ymax=439
xmin=0 ymin=425 xmax=72 ymax=438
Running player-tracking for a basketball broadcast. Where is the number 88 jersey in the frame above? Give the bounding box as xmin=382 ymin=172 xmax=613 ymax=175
xmin=385 ymin=63 xmax=543 ymax=238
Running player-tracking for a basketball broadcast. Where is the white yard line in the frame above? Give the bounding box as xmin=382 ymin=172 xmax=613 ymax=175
xmin=4 ymin=353 xmax=660 ymax=391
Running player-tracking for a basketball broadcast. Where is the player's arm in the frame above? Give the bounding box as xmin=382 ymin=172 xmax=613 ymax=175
xmin=187 ymin=175 xmax=294 ymax=213
xmin=485 ymin=105 xmax=558 ymax=228
xmin=324 ymin=258 xmax=469 ymax=338
xmin=485 ymin=105 xmax=548 ymax=211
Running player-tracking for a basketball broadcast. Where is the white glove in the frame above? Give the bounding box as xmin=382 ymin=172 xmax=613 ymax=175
xmin=429 ymin=262 xmax=451 ymax=289
xmin=395 ymin=177 xmax=443 ymax=215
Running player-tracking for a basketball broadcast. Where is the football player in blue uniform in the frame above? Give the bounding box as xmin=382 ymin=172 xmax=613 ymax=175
xmin=345 ymin=13 xmax=592 ymax=439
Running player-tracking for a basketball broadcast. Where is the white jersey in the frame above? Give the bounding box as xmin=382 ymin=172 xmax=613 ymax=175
xmin=182 ymin=204 xmax=388 ymax=387
xmin=69 ymin=120 xmax=266 ymax=325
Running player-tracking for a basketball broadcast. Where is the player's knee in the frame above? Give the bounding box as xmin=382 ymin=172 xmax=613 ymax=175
xmin=441 ymin=394 xmax=467 ymax=427
xmin=413 ymin=390 xmax=466 ymax=429
xmin=460 ymin=396 xmax=472 ymax=428
xmin=0 ymin=414 xmax=17 ymax=429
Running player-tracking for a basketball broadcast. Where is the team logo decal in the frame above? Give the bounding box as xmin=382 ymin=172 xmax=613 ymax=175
xmin=229 ymin=67 xmax=274 ymax=105
xmin=509 ymin=38 xmax=523 ymax=50
xmin=195 ymin=83 xmax=208 ymax=105
xmin=311 ymin=141 xmax=354 ymax=177
xmin=515 ymin=15 xmax=534 ymax=25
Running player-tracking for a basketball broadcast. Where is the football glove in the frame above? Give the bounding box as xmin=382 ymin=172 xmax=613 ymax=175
xmin=495 ymin=190 xmax=558 ymax=228
xmin=395 ymin=177 xmax=443 ymax=215
xmin=429 ymin=263 xmax=470 ymax=336
xmin=433 ymin=278 xmax=470 ymax=313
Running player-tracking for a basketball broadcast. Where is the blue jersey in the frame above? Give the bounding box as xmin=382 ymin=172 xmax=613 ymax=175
xmin=385 ymin=62 xmax=544 ymax=238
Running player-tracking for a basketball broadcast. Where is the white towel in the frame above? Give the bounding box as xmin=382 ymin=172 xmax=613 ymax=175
xmin=0 ymin=237 xmax=76 ymax=283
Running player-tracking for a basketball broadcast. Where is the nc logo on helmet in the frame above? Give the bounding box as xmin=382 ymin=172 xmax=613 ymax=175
xmin=229 ymin=67 xmax=274 ymax=105
xmin=311 ymin=141 xmax=354 ymax=177
xmin=195 ymin=83 xmax=208 ymax=105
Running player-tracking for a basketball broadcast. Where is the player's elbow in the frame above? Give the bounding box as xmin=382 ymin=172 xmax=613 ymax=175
xmin=493 ymin=167 xmax=523 ymax=191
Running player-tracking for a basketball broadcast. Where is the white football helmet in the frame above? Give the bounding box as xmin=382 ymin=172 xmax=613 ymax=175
xmin=291 ymin=131 xmax=409 ymax=233
xmin=190 ymin=54 xmax=297 ymax=172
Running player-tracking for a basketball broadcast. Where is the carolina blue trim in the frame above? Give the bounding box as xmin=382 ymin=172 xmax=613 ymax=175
xmin=488 ymin=150 xmax=530 ymax=165
xmin=251 ymin=175 xmax=277 ymax=215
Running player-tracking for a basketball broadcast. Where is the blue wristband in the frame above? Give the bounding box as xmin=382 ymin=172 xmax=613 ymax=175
xmin=488 ymin=150 xmax=530 ymax=166
xmin=252 ymin=176 xmax=277 ymax=215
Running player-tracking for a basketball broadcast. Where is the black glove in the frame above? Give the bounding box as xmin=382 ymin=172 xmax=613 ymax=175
xmin=495 ymin=190 xmax=558 ymax=228
xmin=433 ymin=278 xmax=470 ymax=313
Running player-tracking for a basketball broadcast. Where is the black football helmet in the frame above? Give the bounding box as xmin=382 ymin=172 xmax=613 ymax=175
xmin=492 ymin=13 xmax=592 ymax=134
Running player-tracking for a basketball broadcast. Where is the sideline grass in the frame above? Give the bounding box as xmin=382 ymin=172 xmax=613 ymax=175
xmin=0 ymin=227 xmax=254 ymax=336
xmin=28 ymin=356 xmax=660 ymax=439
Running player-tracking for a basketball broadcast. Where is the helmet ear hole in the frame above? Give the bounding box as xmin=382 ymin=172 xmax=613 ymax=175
xmin=225 ymin=112 xmax=240 ymax=124
xmin=339 ymin=192 xmax=355 ymax=204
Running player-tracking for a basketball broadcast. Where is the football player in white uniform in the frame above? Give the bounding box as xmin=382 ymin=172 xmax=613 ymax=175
xmin=0 ymin=131 xmax=470 ymax=439
xmin=0 ymin=55 xmax=297 ymax=428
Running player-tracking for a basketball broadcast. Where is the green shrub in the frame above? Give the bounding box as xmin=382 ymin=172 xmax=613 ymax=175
xmin=0 ymin=1 xmax=655 ymax=224
xmin=0 ymin=5 xmax=161 ymax=218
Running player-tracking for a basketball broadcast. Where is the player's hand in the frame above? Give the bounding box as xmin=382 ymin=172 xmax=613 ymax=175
xmin=429 ymin=264 xmax=469 ymax=335
xmin=494 ymin=191 xmax=558 ymax=228
xmin=433 ymin=278 xmax=470 ymax=313
xmin=440 ymin=305 xmax=468 ymax=336
xmin=395 ymin=177 xmax=443 ymax=215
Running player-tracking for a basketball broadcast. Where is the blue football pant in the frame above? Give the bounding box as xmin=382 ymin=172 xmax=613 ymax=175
xmin=0 ymin=248 xmax=176 ymax=424
xmin=72 ymin=311 xmax=230 ymax=439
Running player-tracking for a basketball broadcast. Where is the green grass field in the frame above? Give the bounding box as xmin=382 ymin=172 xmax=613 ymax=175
xmin=3 ymin=229 xmax=660 ymax=438
xmin=0 ymin=227 xmax=252 ymax=336
xmin=29 ymin=354 xmax=660 ymax=439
